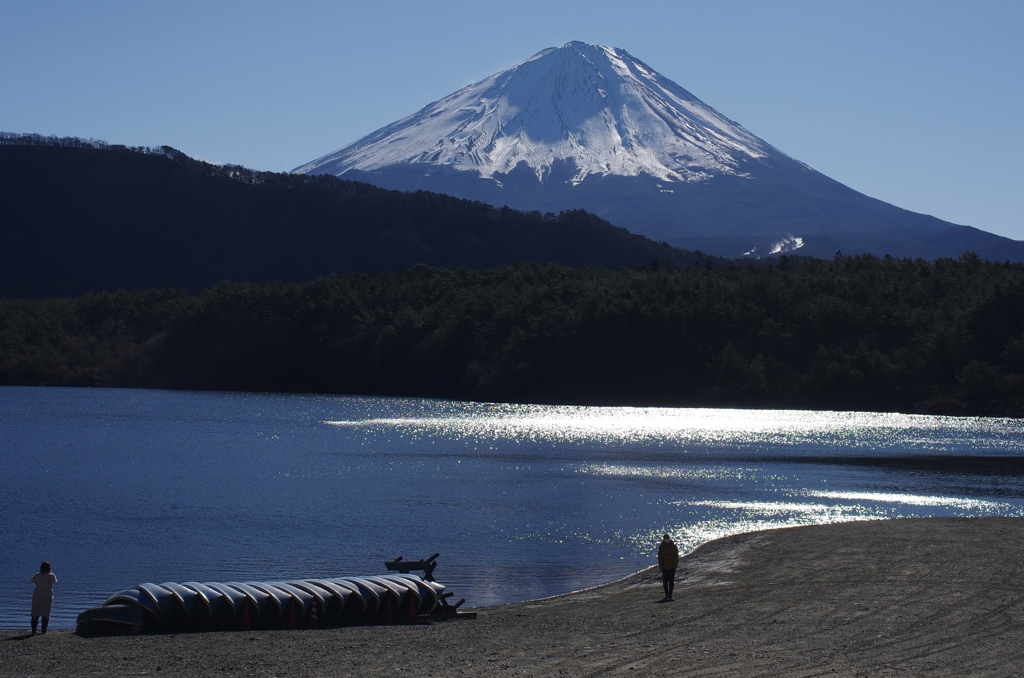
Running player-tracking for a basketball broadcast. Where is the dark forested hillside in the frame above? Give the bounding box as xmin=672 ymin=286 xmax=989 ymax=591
xmin=0 ymin=134 xmax=708 ymax=298
xmin=3 ymin=254 xmax=1023 ymax=417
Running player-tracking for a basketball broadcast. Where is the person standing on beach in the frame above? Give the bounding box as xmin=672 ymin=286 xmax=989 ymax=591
xmin=658 ymin=534 xmax=679 ymax=601
xmin=31 ymin=561 xmax=57 ymax=634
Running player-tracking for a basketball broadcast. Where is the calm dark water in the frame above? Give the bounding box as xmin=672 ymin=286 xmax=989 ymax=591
xmin=3 ymin=386 xmax=1024 ymax=630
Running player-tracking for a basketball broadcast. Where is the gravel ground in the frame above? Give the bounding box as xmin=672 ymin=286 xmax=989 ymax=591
xmin=3 ymin=517 xmax=1023 ymax=677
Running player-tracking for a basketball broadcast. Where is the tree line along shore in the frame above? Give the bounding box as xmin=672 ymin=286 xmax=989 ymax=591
xmin=2 ymin=253 xmax=1023 ymax=416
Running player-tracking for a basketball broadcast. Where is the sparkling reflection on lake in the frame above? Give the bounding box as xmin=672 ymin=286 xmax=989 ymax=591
xmin=2 ymin=386 xmax=1024 ymax=630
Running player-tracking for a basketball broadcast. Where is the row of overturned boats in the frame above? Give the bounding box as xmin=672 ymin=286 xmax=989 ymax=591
xmin=75 ymin=573 xmax=451 ymax=634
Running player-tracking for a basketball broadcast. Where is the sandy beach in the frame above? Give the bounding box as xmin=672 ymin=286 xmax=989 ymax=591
xmin=3 ymin=517 xmax=1023 ymax=677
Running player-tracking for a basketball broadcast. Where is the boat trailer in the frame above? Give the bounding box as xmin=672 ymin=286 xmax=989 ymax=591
xmin=384 ymin=552 xmax=475 ymax=620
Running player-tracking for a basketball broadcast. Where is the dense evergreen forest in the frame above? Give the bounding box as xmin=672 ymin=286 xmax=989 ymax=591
xmin=0 ymin=134 xmax=709 ymax=297
xmin=2 ymin=254 xmax=1022 ymax=417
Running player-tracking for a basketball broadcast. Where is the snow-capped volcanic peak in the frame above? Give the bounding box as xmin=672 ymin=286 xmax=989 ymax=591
xmin=294 ymin=41 xmax=776 ymax=184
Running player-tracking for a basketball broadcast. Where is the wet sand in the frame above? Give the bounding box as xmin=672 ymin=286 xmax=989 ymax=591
xmin=3 ymin=517 xmax=1023 ymax=677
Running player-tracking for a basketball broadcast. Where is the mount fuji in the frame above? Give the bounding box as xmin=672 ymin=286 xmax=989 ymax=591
xmin=295 ymin=41 xmax=1023 ymax=260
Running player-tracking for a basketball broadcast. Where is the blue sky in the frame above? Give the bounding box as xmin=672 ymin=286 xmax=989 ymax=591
xmin=3 ymin=1 xmax=1022 ymax=241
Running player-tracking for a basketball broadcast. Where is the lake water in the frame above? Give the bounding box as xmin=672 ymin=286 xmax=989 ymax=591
xmin=3 ymin=386 xmax=1024 ymax=630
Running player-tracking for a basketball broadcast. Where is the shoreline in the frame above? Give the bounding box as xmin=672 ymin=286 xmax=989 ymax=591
xmin=4 ymin=517 xmax=1024 ymax=676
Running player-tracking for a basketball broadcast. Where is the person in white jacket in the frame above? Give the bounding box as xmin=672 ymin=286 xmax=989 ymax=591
xmin=31 ymin=561 xmax=57 ymax=634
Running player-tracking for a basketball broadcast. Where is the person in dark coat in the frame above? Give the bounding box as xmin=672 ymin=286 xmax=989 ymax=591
xmin=657 ymin=534 xmax=679 ymax=601
xmin=31 ymin=561 xmax=57 ymax=634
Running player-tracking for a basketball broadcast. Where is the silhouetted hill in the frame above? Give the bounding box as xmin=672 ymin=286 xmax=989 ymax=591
xmin=0 ymin=134 xmax=710 ymax=298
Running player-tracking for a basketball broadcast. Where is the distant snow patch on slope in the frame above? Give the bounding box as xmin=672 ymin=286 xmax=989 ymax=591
xmin=744 ymin=235 xmax=806 ymax=257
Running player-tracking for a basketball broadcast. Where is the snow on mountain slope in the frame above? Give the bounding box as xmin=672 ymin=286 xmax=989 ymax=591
xmin=292 ymin=41 xmax=1020 ymax=261
xmin=294 ymin=41 xmax=784 ymax=186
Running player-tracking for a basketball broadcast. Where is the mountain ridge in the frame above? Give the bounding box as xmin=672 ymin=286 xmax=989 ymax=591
xmin=0 ymin=136 xmax=711 ymax=298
